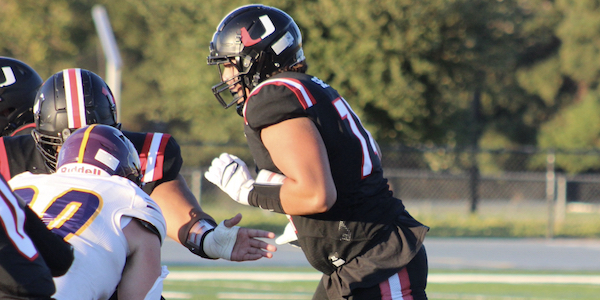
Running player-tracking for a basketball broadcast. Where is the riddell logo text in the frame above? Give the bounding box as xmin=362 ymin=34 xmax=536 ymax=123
xmin=59 ymin=165 xmax=103 ymax=175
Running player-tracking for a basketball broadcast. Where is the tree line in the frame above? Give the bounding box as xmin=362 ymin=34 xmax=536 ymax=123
xmin=1 ymin=0 xmax=598 ymax=172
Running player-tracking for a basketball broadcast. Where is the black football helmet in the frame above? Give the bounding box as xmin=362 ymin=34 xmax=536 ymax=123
xmin=0 ymin=57 xmax=43 ymax=136
xmin=207 ymin=4 xmax=305 ymax=113
xmin=57 ymin=124 xmax=142 ymax=185
xmin=32 ymin=68 xmax=120 ymax=171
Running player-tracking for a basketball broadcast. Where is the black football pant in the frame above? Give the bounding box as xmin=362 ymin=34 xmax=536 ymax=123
xmin=312 ymin=246 xmax=428 ymax=300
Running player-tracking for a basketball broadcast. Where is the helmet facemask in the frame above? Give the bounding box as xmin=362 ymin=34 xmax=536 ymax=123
xmin=209 ymin=57 xmax=247 ymax=108
xmin=32 ymin=128 xmax=72 ymax=171
xmin=208 ymin=51 xmax=264 ymax=116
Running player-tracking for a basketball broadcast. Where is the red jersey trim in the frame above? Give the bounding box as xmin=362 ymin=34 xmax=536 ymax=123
xmin=139 ymin=133 xmax=170 ymax=183
xmin=9 ymin=123 xmax=35 ymax=137
xmin=0 ymin=138 xmax=10 ymax=180
xmin=244 ymin=78 xmax=317 ymax=124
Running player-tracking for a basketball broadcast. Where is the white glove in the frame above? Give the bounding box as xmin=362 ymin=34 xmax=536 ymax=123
xmin=202 ymin=221 xmax=240 ymax=260
xmin=275 ymin=220 xmax=300 ymax=248
xmin=204 ymin=153 xmax=255 ymax=205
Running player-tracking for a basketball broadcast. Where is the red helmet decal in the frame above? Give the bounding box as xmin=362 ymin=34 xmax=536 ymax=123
xmin=241 ymin=27 xmax=261 ymax=47
xmin=240 ymin=15 xmax=275 ymax=47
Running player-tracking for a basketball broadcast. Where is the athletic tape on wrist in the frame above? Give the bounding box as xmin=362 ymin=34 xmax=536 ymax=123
xmin=202 ymin=221 xmax=240 ymax=260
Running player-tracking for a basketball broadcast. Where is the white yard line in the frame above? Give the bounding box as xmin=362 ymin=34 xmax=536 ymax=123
xmin=428 ymin=273 xmax=600 ymax=284
xmin=165 ymin=271 xmax=600 ymax=285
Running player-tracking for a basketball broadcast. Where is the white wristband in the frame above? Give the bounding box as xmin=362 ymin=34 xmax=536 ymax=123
xmin=187 ymin=219 xmax=216 ymax=247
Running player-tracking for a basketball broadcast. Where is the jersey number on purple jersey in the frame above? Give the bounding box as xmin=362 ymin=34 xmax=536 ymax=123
xmin=14 ymin=188 xmax=102 ymax=240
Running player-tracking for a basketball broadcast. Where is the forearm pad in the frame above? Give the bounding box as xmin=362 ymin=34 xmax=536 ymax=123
xmin=247 ymin=184 xmax=285 ymax=214
xmin=178 ymin=211 xmax=218 ymax=259
xmin=23 ymin=205 xmax=74 ymax=277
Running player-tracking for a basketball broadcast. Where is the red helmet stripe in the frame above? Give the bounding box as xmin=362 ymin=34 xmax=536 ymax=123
xmin=63 ymin=69 xmax=86 ymax=129
xmin=77 ymin=125 xmax=97 ymax=163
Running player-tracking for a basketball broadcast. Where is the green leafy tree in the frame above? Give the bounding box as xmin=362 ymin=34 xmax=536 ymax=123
xmin=534 ymin=0 xmax=600 ymax=172
xmin=3 ymin=0 xmax=597 ymax=172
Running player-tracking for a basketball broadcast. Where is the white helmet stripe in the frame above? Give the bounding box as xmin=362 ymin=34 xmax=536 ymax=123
xmin=63 ymin=69 xmax=87 ymax=128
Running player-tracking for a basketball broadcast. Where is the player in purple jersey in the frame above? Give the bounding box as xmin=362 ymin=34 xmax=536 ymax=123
xmin=206 ymin=4 xmax=429 ymax=299
xmin=10 ymin=124 xmax=167 ymax=299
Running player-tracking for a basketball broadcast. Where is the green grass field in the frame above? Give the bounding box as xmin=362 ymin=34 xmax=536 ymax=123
xmin=162 ymin=266 xmax=600 ymax=300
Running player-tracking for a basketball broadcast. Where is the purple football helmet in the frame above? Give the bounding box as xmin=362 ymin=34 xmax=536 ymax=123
xmin=56 ymin=124 xmax=142 ymax=185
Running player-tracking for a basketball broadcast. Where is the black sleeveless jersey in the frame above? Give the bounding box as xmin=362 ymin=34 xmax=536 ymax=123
xmin=0 ymin=130 xmax=183 ymax=195
xmin=243 ymin=72 xmax=425 ymax=275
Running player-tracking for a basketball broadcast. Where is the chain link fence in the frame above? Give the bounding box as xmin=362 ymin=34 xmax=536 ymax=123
xmin=180 ymin=145 xmax=600 ymax=238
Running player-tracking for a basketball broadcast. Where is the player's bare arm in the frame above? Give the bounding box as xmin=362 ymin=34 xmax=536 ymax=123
xmin=149 ymin=174 xmax=215 ymax=241
xmin=261 ymin=117 xmax=337 ymax=215
xmin=119 ymin=219 xmax=163 ymax=300
xmin=151 ymin=174 xmax=277 ymax=261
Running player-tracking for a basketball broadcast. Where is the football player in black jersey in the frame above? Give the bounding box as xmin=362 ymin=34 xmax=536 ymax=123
xmin=0 ymin=58 xmax=75 ymax=299
xmin=0 ymin=57 xmax=43 ymax=137
xmin=0 ymin=172 xmax=74 ymax=299
xmin=205 ymin=5 xmax=429 ymax=299
xmin=0 ymin=68 xmax=276 ymax=264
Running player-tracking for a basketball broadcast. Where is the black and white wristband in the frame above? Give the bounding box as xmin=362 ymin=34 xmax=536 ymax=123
xmin=246 ymin=169 xmax=287 ymax=214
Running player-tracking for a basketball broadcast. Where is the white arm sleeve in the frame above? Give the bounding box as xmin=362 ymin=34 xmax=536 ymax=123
xmin=144 ymin=265 xmax=169 ymax=300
